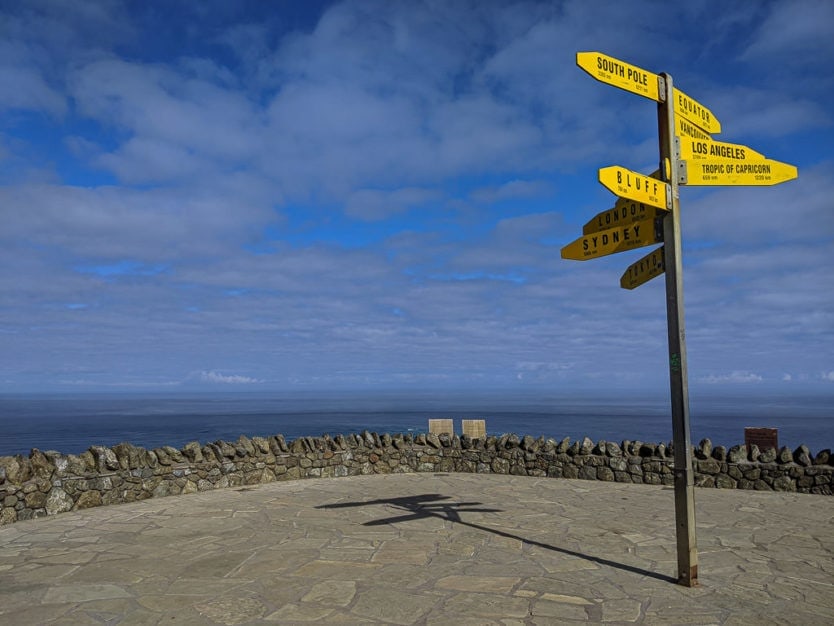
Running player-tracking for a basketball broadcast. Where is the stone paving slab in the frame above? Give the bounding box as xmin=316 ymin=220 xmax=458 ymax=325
xmin=1 ymin=473 xmax=833 ymax=624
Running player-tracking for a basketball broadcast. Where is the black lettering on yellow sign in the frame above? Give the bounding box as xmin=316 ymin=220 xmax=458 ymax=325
xmin=625 ymin=249 xmax=663 ymax=280
xmin=586 ymin=201 xmax=648 ymax=234
xmin=620 ymin=246 xmax=666 ymax=290
xmin=677 ymin=118 xmax=711 ymax=141
xmin=686 ymin=140 xmax=746 ymax=160
xmin=616 ymin=170 xmax=660 ymax=196
xmin=582 ymin=224 xmax=642 ymax=252
xmin=700 ymin=162 xmax=772 ymax=176
xmin=595 ymin=56 xmax=649 ymax=87
xmin=676 ymin=92 xmax=711 ymax=127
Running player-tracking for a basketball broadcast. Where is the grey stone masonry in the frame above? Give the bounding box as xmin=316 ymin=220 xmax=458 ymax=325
xmin=1 ymin=433 xmax=831 ymax=525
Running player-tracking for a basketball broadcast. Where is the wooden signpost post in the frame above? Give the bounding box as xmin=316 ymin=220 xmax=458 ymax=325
xmin=566 ymin=51 xmax=798 ymax=587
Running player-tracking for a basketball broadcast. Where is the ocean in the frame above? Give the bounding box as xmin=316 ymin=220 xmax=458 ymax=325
xmin=1 ymin=390 xmax=832 ymax=458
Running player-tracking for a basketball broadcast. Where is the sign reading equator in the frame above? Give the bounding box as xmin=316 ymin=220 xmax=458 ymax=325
xmin=598 ymin=166 xmax=669 ymax=210
xmin=673 ymin=88 xmax=721 ymax=134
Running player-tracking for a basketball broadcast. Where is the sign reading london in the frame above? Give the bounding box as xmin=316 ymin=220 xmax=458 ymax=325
xmin=598 ymin=166 xmax=669 ymax=210
xmin=583 ymin=198 xmax=661 ymax=235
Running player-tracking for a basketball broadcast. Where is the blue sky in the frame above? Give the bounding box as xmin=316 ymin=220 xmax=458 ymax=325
xmin=1 ymin=0 xmax=832 ymax=394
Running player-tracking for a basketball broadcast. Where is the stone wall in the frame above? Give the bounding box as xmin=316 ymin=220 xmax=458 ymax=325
xmin=1 ymin=432 xmax=832 ymax=525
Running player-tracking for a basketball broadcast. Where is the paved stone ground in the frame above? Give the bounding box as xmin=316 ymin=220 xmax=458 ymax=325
xmin=1 ymin=473 xmax=832 ymax=624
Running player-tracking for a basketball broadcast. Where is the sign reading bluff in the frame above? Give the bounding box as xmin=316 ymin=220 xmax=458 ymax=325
xmin=598 ymin=166 xmax=669 ymax=210
xmin=561 ymin=217 xmax=662 ymax=261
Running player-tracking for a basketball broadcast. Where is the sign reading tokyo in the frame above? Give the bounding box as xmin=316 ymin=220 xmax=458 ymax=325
xmin=620 ymin=246 xmax=665 ymax=290
xmin=561 ymin=217 xmax=662 ymax=261
xmin=684 ymin=157 xmax=798 ymax=186
xmin=598 ymin=166 xmax=669 ymax=210
xmin=576 ymin=52 xmax=659 ymax=101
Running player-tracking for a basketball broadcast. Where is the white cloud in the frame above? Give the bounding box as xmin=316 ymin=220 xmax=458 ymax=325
xmin=822 ymin=372 xmax=834 ymax=382
xmin=698 ymin=371 xmax=764 ymax=384
xmin=199 ymin=371 xmax=262 ymax=385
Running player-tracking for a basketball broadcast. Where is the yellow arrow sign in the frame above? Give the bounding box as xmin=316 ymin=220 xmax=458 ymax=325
xmin=676 ymin=117 xmax=711 ymax=141
xmin=576 ymin=51 xmax=659 ymax=101
xmin=561 ymin=217 xmax=662 ymax=261
xmin=683 ymin=157 xmax=798 ymax=186
xmin=620 ymin=246 xmax=665 ymax=290
xmin=680 ymin=137 xmax=765 ymax=162
xmin=598 ymin=166 xmax=669 ymax=210
xmin=583 ymin=198 xmax=666 ymax=235
xmin=673 ymin=88 xmax=721 ymax=134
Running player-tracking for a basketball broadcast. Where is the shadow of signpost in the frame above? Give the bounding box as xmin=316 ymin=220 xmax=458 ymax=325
xmin=318 ymin=493 xmax=675 ymax=584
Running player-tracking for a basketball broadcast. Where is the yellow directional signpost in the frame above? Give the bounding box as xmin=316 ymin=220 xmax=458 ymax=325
xmin=684 ymin=157 xmax=797 ymax=186
xmin=620 ymin=246 xmax=665 ymax=290
xmin=576 ymin=51 xmax=659 ymax=101
xmin=598 ymin=166 xmax=669 ymax=210
xmin=679 ymin=137 xmax=765 ymax=162
xmin=561 ymin=217 xmax=662 ymax=261
xmin=673 ymin=88 xmax=721 ymax=134
xmin=676 ymin=117 xmax=711 ymax=141
xmin=565 ymin=50 xmax=798 ymax=587
xmin=583 ymin=198 xmax=663 ymax=235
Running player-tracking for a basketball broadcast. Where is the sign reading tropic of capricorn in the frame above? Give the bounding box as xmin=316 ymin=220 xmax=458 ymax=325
xmin=564 ymin=51 xmax=798 ymax=588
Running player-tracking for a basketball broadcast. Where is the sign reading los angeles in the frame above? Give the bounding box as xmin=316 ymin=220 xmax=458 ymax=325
xmin=564 ymin=50 xmax=798 ymax=589
xmin=679 ymin=137 xmax=765 ymax=162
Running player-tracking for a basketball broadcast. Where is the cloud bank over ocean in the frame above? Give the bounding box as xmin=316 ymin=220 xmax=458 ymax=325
xmin=1 ymin=1 xmax=832 ymax=394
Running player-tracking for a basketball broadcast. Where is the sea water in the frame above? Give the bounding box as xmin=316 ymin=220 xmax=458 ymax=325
xmin=1 ymin=390 xmax=831 ymax=457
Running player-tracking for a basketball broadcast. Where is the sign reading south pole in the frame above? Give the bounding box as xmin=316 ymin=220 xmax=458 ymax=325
xmin=576 ymin=52 xmax=660 ymax=101
xmin=598 ymin=166 xmax=669 ymax=210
